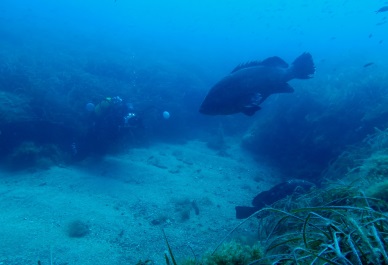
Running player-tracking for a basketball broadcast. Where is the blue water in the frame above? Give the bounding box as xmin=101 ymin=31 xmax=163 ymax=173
xmin=2 ymin=0 xmax=386 ymax=60
xmin=1 ymin=0 xmax=387 ymax=172
xmin=1 ymin=0 xmax=388 ymax=174
xmin=1 ymin=0 xmax=388 ymax=263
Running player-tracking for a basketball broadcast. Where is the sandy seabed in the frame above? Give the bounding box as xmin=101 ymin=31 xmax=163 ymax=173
xmin=0 ymin=140 xmax=282 ymax=264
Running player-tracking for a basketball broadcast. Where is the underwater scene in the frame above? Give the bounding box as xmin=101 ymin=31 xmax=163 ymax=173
xmin=0 ymin=0 xmax=388 ymax=264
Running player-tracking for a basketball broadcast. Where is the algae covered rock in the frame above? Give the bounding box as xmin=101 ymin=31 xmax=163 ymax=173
xmin=203 ymin=241 xmax=263 ymax=265
xmin=6 ymin=141 xmax=65 ymax=170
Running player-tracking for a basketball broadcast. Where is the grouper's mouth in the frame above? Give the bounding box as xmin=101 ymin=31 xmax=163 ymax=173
xmin=198 ymin=104 xmax=216 ymax=115
xmin=198 ymin=103 xmax=207 ymax=114
xmin=198 ymin=106 xmax=208 ymax=114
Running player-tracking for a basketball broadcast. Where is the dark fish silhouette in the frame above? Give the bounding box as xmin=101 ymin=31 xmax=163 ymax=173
xmin=199 ymin=53 xmax=315 ymax=116
xmin=235 ymin=179 xmax=315 ymax=219
xmin=376 ymin=6 xmax=388 ymax=13
xmin=363 ymin=62 xmax=374 ymax=68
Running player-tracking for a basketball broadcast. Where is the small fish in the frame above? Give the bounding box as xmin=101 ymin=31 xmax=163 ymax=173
xmin=363 ymin=62 xmax=374 ymax=68
xmin=376 ymin=21 xmax=387 ymax=26
xmin=368 ymin=33 xmax=373 ymax=38
xmin=199 ymin=53 xmax=315 ymax=116
xmin=376 ymin=6 xmax=388 ymax=13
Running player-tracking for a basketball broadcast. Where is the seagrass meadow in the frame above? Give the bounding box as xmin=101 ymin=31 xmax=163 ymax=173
xmin=169 ymin=129 xmax=388 ymax=265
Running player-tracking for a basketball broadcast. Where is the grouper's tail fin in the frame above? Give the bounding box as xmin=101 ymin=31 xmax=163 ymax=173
xmin=291 ymin=52 xmax=315 ymax=79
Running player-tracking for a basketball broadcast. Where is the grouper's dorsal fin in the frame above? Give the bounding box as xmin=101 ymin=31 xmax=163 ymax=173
xmin=231 ymin=56 xmax=289 ymax=73
xmin=231 ymin=61 xmax=262 ymax=73
xmin=260 ymin=56 xmax=289 ymax=68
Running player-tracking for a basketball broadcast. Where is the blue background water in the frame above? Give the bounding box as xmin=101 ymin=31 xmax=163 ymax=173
xmin=0 ymin=0 xmax=387 ymax=176
xmin=1 ymin=1 xmax=388 ymax=263
xmin=2 ymin=0 xmax=385 ymax=63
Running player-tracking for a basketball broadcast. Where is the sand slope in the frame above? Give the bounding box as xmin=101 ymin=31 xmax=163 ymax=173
xmin=0 ymin=140 xmax=282 ymax=264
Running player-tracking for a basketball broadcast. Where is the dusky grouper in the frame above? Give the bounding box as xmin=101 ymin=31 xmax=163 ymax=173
xmin=235 ymin=179 xmax=315 ymax=219
xmin=199 ymin=53 xmax=315 ymax=116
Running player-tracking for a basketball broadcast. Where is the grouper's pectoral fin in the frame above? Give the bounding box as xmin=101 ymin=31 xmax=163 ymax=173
xmin=242 ymin=105 xmax=261 ymax=116
xmin=242 ymin=93 xmax=262 ymax=116
xmin=241 ymin=92 xmax=263 ymax=116
xmin=275 ymin=83 xmax=294 ymax=94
